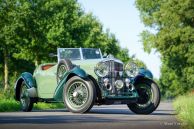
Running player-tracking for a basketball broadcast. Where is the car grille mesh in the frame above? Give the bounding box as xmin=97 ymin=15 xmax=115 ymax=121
xmin=105 ymin=60 xmax=123 ymax=78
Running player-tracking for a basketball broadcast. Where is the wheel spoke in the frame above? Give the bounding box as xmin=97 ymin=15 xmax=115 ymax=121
xmin=67 ymin=81 xmax=89 ymax=108
xmin=58 ymin=65 xmax=67 ymax=82
xmin=136 ymin=84 xmax=153 ymax=108
xmin=20 ymin=83 xmax=31 ymax=110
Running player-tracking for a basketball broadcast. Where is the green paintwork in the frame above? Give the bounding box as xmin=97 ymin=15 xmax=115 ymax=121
xmin=102 ymin=90 xmax=139 ymax=99
xmin=54 ymin=66 xmax=88 ymax=101
xmin=72 ymin=59 xmax=103 ymax=79
xmin=32 ymin=59 xmax=101 ymax=99
xmin=138 ymin=68 xmax=153 ymax=79
xmin=22 ymin=72 xmax=36 ymax=88
xmin=15 ymin=72 xmax=36 ymax=89
xmin=15 ymin=54 xmax=154 ymax=103
xmin=14 ymin=72 xmax=36 ymax=101
xmin=33 ymin=63 xmax=57 ymax=98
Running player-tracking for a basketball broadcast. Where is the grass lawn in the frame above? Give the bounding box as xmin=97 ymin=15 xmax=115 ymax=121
xmin=0 ymin=98 xmax=64 ymax=112
xmin=0 ymin=90 xmax=64 ymax=112
xmin=173 ymin=94 xmax=194 ymax=129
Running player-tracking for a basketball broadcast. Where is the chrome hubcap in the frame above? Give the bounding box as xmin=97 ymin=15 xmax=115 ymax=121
xmin=67 ymin=81 xmax=89 ymax=108
xmin=73 ymin=91 xmax=79 ymax=98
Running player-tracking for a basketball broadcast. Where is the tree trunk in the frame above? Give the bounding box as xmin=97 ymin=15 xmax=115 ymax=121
xmin=35 ymin=60 xmax=39 ymax=67
xmin=3 ymin=48 xmax=9 ymax=91
xmin=35 ymin=55 xmax=41 ymax=67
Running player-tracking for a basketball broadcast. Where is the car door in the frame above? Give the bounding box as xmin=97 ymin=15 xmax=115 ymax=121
xmin=34 ymin=63 xmax=58 ymax=98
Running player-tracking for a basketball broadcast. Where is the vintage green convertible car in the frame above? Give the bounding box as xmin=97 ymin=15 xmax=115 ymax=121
xmin=14 ymin=48 xmax=160 ymax=114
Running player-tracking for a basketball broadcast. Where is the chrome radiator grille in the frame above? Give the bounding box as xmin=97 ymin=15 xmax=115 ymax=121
xmin=98 ymin=60 xmax=124 ymax=95
xmin=106 ymin=60 xmax=123 ymax=78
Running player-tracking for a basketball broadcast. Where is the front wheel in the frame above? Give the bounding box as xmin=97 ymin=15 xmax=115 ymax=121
xmin=63 ymin=76 xmax=96 ymax=113
xmin=20 ymin=82 xmax=33 ymax=112
xmin=128 ymin=79 xmax=160 ymax=114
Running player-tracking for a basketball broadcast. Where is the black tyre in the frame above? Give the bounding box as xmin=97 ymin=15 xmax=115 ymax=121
xmin=63 ymin=76 xmax=96 ymax=113
xmin=20 ymin=82 xmax=33 ymax=112
xmin=57 ymin=59 xmax=74 ymax=84
xmin=128 ymin=79 xmax=160 ymax=114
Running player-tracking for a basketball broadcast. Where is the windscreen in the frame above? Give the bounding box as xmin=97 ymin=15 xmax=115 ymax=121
xmin=82 ymin=48 xmax=102 ymax=59
xmin=58 ymin=48 xmax=81 ymax=60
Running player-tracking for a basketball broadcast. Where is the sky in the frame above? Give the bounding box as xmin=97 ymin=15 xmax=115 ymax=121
xmin=78 ymin=0 xmax=161 ymax=79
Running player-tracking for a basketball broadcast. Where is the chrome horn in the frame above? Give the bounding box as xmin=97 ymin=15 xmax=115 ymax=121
xmin=106 ymin=84 xmax=113 ymax=91
xmin=103 ymin=78 xmax=112 ymax=91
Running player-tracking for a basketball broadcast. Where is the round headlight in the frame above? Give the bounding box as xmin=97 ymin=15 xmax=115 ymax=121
xmin=125 ymin=62 xmax=138 ymax=77
xmin=115 ymin=80 xmax=124 ymax=89
xmin=94 ymin=62 xmax=109 ymax=77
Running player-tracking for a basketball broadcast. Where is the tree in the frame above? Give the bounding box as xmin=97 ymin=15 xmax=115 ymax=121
xmin=0 ymin=0 xmax=146 ymax=92
xmin=0 ymin=0 xmax=24 ymax=90
xmin=13 ymin=0 xmax=51 ymax=66
xmin=136 ymin=0 xmax=194 ymax=97
xmin=46 ymin=0 xmax=84 ymax=53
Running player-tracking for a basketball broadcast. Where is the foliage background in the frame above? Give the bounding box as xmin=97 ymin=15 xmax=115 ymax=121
xmin=1 ymin=0 xmax=193 ymax=103
xmin=136 ymin=0 xmax=194 ymax=98
xmin=1 ymin=1 xmax=194 ymax=128
xmin=0 ymin=0 xmax=145 ymax=95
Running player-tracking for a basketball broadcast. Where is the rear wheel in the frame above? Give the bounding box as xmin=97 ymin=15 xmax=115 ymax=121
xmin=127 ymin=79 xmax=160 ymax=114
xmin=57 ymin=59 xmax=74 ymax=84
xmin=20 ymin=82 xmax=33 ymax=112
xmin=64 ymin=76 xmax=96 ymax=113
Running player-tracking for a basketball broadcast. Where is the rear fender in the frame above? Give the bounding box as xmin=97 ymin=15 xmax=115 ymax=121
xmin=53 ymin=66 xmax=88 ymax=101
xmin=14 ymin=72 xmax=37 ymax=101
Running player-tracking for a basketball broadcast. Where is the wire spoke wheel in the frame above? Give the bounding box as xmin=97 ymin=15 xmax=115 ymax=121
xmin=64 ymin=76 xmax=96 ymax=113
xmin=58 ymin=65 xmax=67 ymax=83
xmin=57 ymin=59 xmax=74 ymax=84
xmin=20 ymin=82 xmax=33 ymax=112
xmin=136 ymin=84 xmax=153 ymax=108
xmin=127 ymin=79 xmax=160 ymax=114
xmin=67 ymin=82 xmax=89 ymax=108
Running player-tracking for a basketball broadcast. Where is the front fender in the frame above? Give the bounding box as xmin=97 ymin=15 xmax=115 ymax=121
xmin=132 ymin=68 xmax=153 ymax=86
xmin=14 ymin=72 xmax=36 ymax=101
xmin=133 ymin=75 xmax=153 ymax=86
xmin=138 ymin=68 xmax=153 ymax=79
xmin=53 ymin=66 xmax=88 ymax=101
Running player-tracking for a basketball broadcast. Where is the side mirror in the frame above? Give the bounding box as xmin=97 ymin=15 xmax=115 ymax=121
xmin=49 ymin=53 xmax=57 ymax=57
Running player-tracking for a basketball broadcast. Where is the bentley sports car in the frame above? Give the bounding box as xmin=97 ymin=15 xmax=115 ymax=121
xmin=14 ymin=48 xmax=160 ymax=114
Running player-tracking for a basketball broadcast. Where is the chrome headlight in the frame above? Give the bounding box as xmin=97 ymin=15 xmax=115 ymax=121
xmin=115 ymin=80 xmax=124 ymax=89
xmin=125 ymin=62 xmax=138 ymax=77
xmin=94 ymin=62 xmax=109 ymax=77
